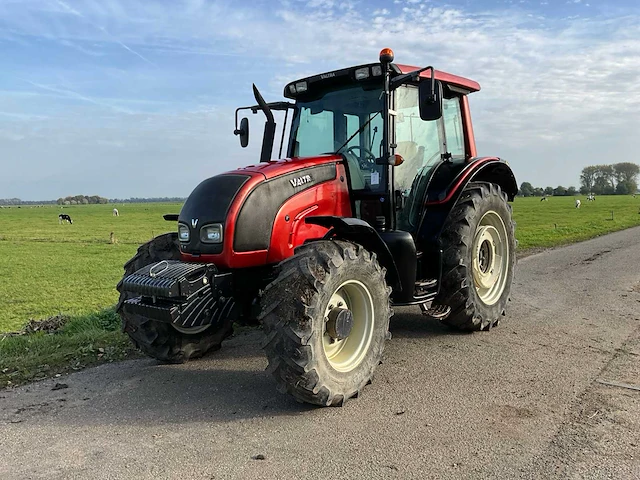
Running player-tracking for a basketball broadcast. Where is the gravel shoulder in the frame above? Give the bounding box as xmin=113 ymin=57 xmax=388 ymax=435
xmin=1 ymin=226 xmax=639 ymax=480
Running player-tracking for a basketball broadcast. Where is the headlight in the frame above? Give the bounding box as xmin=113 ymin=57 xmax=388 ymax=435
xmin=200 ymin=224 xmax=223 ymax=244
xmin=178 ymin=224 xmax=190 ymax=242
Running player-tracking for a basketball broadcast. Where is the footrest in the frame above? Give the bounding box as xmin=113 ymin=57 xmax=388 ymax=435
xmin=419 ymin=302 xmax=451 ymax=320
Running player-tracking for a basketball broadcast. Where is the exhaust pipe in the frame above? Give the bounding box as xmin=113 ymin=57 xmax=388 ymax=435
xmin=252 ymin=84 xmax=276 ymax=163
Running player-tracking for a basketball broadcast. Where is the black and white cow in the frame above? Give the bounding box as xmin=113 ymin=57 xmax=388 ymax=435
xmin=58 ymin=213 xmax=73 ymax=224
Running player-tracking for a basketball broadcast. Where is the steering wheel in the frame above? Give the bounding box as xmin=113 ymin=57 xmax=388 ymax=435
xmin=345 ymin=145 xmax=377 ymax=170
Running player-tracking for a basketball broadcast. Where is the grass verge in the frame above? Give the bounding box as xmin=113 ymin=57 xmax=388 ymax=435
xmin=0 ymin=308 xmax=139 ymax=387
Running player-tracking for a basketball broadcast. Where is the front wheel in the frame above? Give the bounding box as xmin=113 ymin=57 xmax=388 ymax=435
xmin=436 ymin=182 xmax=516 ymax=331
xmin=260 ymin=240 xmax=392 ymax=406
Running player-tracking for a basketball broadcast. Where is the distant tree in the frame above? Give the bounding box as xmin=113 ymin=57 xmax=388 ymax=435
xmin=613 ymin=162 xmax=639 ymax=185
xmin=616 ymin=180 xmax=638 ymax=195
xmin=580 ymin=165 xmax=598 ymax=194
xmin=533 ymin=188 xmax=545 ymax=197
xmin=567 ymin=186 xmax=577 ymax=196
xmin=520 ymin=182 xmax=534 ymax=197
xmin=554 ymin=185 xmax=567 ymax=196
xmin=544 ymin=186 xmax=554 ymax=196
xmin=579 ymin=186 xmax=589 ymax=195
xmin=594 ymin=164 xmax=615 ymax=193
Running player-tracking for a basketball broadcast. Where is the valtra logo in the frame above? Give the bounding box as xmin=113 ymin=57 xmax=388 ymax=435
xmin=290 ymin=174 xmax=313 ymax=188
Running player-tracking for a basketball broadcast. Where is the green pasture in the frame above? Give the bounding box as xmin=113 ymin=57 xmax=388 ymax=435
xmin=512 ymin=195 xmax=640 ymax=249
xmin=0 ymin=203 xmax=180 ymax=332
xmin=1 ymin=196 xmax=640 ymax=334
xmin=1 ymin=196 xmax=639 ymax=386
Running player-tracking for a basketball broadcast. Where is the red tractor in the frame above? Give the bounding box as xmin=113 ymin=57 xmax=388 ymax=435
xmin=117 ymin=48 xmax=517 ymax=406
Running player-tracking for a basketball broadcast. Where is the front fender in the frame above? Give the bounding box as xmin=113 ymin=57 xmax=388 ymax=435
xmin=304 ymin=216 xmax=402 ymax=292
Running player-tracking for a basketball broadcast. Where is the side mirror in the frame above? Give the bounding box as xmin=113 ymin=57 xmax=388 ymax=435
xmin=418 ymin=79 xmax=443 ymax=121
xmin=234 ymin=117 xmax=249 ymax=148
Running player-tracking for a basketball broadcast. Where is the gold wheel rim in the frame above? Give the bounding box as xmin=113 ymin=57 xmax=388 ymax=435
xmin=472 ymin=210 xmax=509 ymax=306
xmin=322 ymin=280 xmax=374 ymax=372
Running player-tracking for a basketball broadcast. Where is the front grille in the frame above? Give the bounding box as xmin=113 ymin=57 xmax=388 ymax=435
xmin=121 ymin=260 xmax=215 ymax=301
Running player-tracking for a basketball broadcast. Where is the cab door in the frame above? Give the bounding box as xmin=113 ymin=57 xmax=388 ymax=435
xmin=392 ymin=85 xmax=444 ymax=233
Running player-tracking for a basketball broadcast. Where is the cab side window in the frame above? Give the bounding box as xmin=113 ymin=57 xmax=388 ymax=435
xmin=442 ymin=97 xmax=465 ymax=160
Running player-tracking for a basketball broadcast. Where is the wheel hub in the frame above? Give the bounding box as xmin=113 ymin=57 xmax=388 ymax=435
xmin=322 ymin=280 xmax=374 ymax=373
xmin=326 ymin=308 xmax=354 ymax=340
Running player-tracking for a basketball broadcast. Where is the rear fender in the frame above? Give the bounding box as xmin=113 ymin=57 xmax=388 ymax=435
xmin=417 ymin=158 xmax=517 ymax=268
xmin=304 ymin=216 xmax=402 ymax=292
xmin=426 ymin=157 xmax=517 ymax=206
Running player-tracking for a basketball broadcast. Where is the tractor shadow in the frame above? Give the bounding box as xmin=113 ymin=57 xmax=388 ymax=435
xmin=4 ymin=313 xmax=465 ymax=428
xmin=389 ymin=306 xmax=470 ymax=339
xmin=3 ymin=330 xmax=314 ymax=427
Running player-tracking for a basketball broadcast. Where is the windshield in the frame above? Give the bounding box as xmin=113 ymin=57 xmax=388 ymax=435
xmin=288 ymin=85 xmax=385 ymax=192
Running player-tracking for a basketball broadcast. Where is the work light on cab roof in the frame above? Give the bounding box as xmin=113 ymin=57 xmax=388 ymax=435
xmin=117 ymin=48 xmax=518 ymax=408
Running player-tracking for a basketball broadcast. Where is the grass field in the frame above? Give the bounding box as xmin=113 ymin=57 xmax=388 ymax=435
xmin=512 ymin=195 xmax=640 ymax=249
xmin=1 ymin=196 xmax=640 ymax=333
xmin=0 ymin=203 xmax=179 ymax=332
xmin=1 ymin=195 xmax=639 ymax=386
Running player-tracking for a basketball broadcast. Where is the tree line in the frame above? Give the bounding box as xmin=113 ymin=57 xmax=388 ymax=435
xmin=519 ymin=162 xmax=639 ymax=197
xmin=0 ymin=198 xmax=57 ymax=205
xmin=579 ymin=162 xmax=638 ymax=195
xmin=108 ymin=197 xmax=186 ymax=203
xmin=56 ymin=195 xmax=109 ymax=205
xmin=1 ymin=196 xmax=186 ymax=205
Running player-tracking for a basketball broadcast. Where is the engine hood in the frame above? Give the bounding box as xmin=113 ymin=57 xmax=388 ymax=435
xmin=178 ymin=154 xmax=343 ymax=256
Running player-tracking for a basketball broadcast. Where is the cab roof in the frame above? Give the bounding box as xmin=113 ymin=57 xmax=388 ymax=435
xmin=284 ymin=62 xmax=480 ymax=99
xmin=395 ymin=64 xmax=480 ymax=93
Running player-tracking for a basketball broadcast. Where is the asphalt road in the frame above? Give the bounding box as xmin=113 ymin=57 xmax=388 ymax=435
xmin=2 ymin=227 xmax=640 ymax=480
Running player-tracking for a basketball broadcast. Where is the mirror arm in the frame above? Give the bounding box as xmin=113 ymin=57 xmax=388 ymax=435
xmin=390 ymin=65 xmax=436 ymax=94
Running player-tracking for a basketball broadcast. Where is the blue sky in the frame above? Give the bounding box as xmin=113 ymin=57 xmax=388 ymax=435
xmin=0 ymin=0 xmax=638 ymax=199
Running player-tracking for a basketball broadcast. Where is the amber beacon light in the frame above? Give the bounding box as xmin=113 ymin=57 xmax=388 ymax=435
xmin=379 ymin=47 xmax=394 ymax=63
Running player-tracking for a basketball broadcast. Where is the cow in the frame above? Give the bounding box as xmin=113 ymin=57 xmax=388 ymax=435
xmin=575 ymin=199 xmax=581 ymax=209
xmin=113 ymin=208 xmax=119 ymax=216
xmin=58 ymin=213 xmax=73 ymax=224
xmin=587 ymin=194 xmax=595 ymax=201
xmin=540 ymin=196 xmax=548 ymax=202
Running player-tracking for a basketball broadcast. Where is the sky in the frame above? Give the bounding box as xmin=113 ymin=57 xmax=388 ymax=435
xmin=0 ymin=0 xmax=638 ymax=200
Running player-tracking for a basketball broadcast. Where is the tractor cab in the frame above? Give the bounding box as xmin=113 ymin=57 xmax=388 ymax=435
xmin=235 ymin=49 xmax=482 ymax=239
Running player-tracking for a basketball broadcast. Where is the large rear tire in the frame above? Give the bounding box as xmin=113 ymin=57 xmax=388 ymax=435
xmin=436 ymin=182 xmax=516 ymax=331
xmin=116 ymin=232 xmax=233 ymax=363
xmin=260 ymin=240 xmax=392 ymax=406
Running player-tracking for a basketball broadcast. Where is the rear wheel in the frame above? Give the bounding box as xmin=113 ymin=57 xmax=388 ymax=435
xmin=436 ymin=183 xmax=516 ymax=331
xmin=116 ymin=232 xmax=233 ymax=363
xmin=260 ymin=240 xmax=392 ymax=406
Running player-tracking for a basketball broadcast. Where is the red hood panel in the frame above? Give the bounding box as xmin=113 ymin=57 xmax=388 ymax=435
xmin=232 ymin=154 xmax=343 ymax=180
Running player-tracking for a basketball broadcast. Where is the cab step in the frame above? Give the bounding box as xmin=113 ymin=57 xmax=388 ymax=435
xmin=416 ymin=279 xmax=437 ymax=289
xmin=419 ymin=302 xmax=451 ymax=320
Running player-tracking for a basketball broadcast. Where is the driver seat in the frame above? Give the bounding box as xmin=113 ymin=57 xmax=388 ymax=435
xmin=344 ymin=153 xmax=366 ymax=190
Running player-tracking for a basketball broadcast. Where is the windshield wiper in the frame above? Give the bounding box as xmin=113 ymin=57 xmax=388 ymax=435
xmin=335 ymin=112 xmax=381 ymax=154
